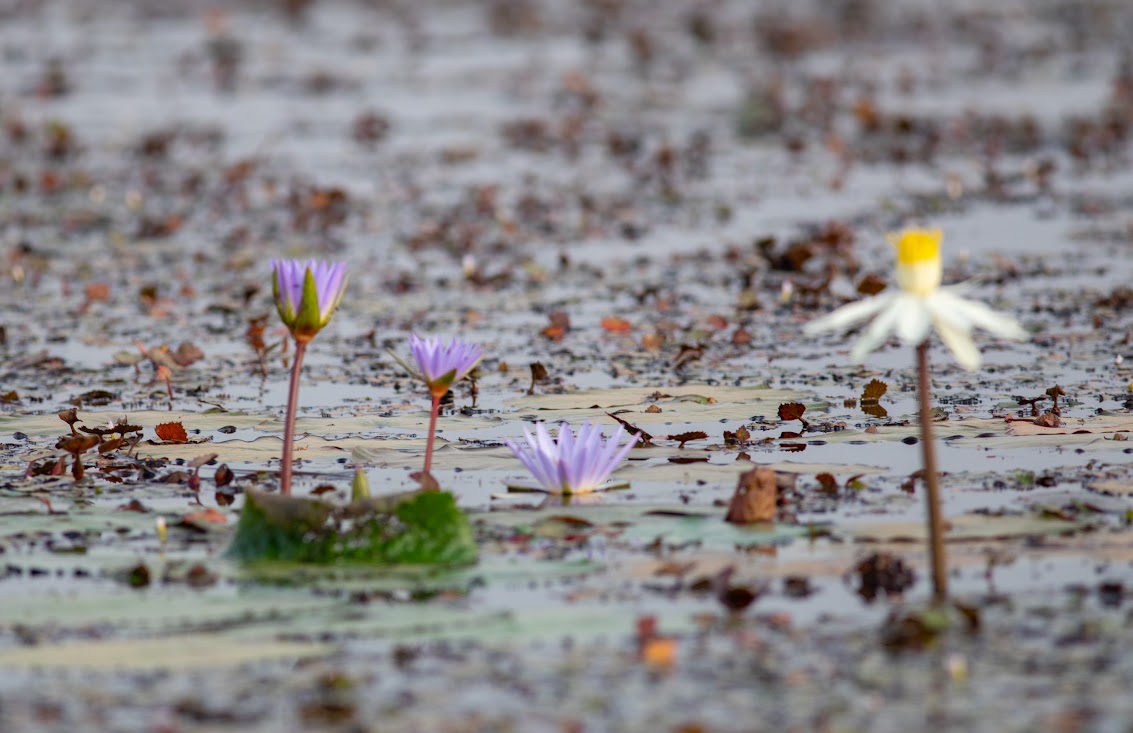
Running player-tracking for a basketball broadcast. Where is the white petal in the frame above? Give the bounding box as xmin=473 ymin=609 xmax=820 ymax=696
xmin=934 ymin=316 xmax=981 ymax=371
xmin=849 ymin=301 xmax=903 ymax=362
xmin=936 ymin=290 xmax=1027 ymax=340
xmin=803 ymin=294 xmax=895 ymax=336
xmin=895 ymin=298 xmax=932 ymax=344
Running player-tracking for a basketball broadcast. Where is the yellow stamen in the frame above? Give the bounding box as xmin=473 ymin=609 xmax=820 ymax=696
xmin=889 ymin=229 xmax=942 ymax=265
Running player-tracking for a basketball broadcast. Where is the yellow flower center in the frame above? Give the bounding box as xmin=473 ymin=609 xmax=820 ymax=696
xmin=893 ymin=229 xmax=942 ymax=265
xmin=889 ymin=228 xmax=943 ymax=295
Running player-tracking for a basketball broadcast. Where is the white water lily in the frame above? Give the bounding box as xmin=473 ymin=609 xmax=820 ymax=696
xmin=803 ymin=229 xmax=1026 ymax=370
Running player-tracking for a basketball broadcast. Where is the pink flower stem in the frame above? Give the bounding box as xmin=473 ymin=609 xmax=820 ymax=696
xmin=917 ymin=341 xmax=948 ymax=602
xmin=423 ymin=393 xmax=441 ymax=476
xmin=279 ymin=339 xmax=308 ymax=496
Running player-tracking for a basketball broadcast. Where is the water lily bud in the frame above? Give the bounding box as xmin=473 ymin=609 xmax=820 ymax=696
xmin=352 ymin=467 xmax=370 ymax=501
xmin=271 ymin=259 xmax=348 ymax=342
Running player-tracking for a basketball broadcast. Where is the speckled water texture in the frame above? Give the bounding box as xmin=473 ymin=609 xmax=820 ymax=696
xmin=2 ymin=0 xmax=1133 ymax=730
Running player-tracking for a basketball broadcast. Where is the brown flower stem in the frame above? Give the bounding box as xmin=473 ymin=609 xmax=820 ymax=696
xmin=423 ymin=393 xmax=441 ymax=475
xmin=917 ymin=341 xmax=948 ymax=602
xmin=279 ymin=339 xmax=308 ymax=496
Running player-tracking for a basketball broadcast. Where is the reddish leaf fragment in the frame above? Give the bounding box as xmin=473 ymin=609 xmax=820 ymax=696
xmin=724 ymin=425 xmax=751 ymax=445
xmin=541 ymin=311 xmax=571 ymax=341
xmin=778 ymin=402 xmax=806 ymax=422
xmin=815 ymin=473 xmax=839 ymax=494
xmin=155 ymin=422 xmax=189 ymax=443
xmin=117 ymin=499 xmax=151 ymax=513
xmin=669 ymin=456 xmax=709 ymax=464
xmin=856 ymin=273 xmax=887 ymax=296
xmin=310 ymin=484 xmax=337 ymax=496
xmin=666 ymin=431 xmax=708 ymax=448
xmin=778 ymin=401 xmax=810 ymax=431
xmin=601 ymin=315 xmax=633 ymax=333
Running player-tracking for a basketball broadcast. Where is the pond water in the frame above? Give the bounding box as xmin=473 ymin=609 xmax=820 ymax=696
xmin=2 ymin=0 xmax=1133 ymax=730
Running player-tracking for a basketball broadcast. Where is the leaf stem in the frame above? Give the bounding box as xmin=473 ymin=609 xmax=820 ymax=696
xmin=917 ymin=341 xmax=948 ymax=602
xmin=280 ymin=339 xmax=307 ymax=496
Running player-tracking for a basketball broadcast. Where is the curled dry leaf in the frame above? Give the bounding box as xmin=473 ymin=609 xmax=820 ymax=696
xmin=815 ymin=472 xmax=839 ymax=494
xmin=527 ymin=361 xmax=548 ymax=396
xmin=172 ymin=342 xmax=204 ymax=367
xmin=155 ymin=422 xmax=189 ymax=443
xmin=214 ymin=463 xmax=234 ymax=487
xmin=98 ymin=437 xmax=127 ymax=454
xmin=725 ymin=466 xmax=778 ymax=524
xmin=605 ymin=412 xmax=653 ymax=446
xmin=671 ymin=344 xmax=704 ymax=370
xmin=57 ymin=434 xmax=100 ymax=454
xmin=188 ymin=452 xmax=218 ymax=469
xmin=58 ymin=408 xmax=79 ymax=433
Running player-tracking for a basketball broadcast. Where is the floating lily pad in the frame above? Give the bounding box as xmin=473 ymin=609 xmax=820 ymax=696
xmin=226 ymin=489 xmax=478 ymax=566
xmin=0 ymin=637 xmax=334 ymax=670
xmin=844 ymin=514 xmax=1088 ymax=543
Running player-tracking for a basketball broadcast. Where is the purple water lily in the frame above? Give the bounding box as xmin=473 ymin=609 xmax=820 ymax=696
xmin=270 ymin=258 xmax=349 ymax=496
xmin=409 ymin=333 xmax=483 ymax=397
xmin=401 ymin=333 xmax=483 ymax=485
xmin=505 ymin=421 xmax=638 ymax=494
xmin=271 ymin=259 xmax=348 ymax=342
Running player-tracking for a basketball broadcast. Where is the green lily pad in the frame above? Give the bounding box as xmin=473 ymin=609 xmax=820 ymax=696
xmin=225 ymin=489 xmax=478 ymax=566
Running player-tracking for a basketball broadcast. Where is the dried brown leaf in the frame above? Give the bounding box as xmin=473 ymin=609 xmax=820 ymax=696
xmin=666 ymin=431 xmax=708 ymax=448
xmin=605 ymin=412 xmax=653 ymax=446
xmin=778 ymin=402 xmax=806 ymax=422
xmin=155 ymin=422 xmax=189 ymax=443
xmin=861 ymin=379 xmax=888 ymax=402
